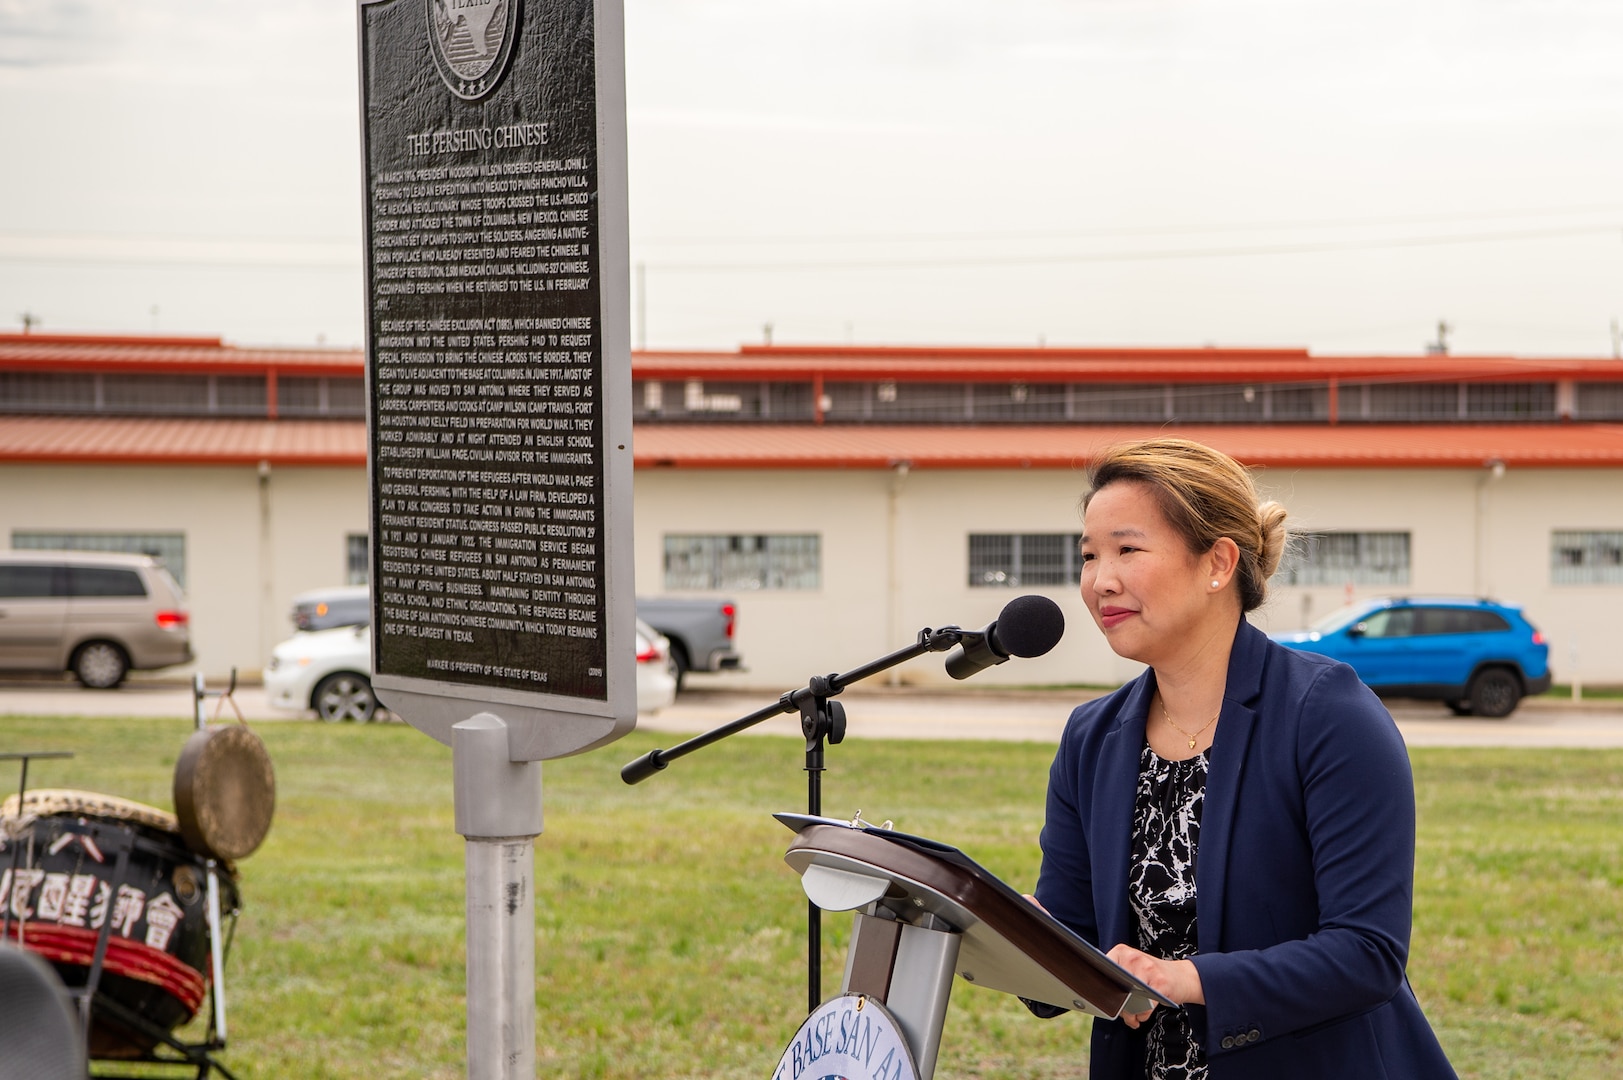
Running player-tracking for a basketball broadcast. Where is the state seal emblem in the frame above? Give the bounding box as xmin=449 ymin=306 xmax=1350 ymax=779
xmin=427 ymin=0 xmax=521 ymax=101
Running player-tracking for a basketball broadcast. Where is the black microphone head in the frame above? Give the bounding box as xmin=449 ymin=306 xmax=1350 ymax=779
xmin=996 ymin=595 xmax=1065 ymax=658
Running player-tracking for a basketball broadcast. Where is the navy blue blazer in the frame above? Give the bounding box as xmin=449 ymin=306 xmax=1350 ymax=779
xmin=1035 ymin=619 xmax=1456 ymax=1079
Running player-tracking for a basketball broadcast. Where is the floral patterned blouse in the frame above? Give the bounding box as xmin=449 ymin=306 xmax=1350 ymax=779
xmin=1128 ymin=740 xmax=1209 ymax=1080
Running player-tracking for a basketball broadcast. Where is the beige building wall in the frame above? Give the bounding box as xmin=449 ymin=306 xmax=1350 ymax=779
xmin=636 ymin=464 xmax=1623 ymax=691
xmin=631 ymin=468 xmax=899 ymax=689
xmin=4 ymin=459 xmax=1619 ymax=690
xmin=0 ymin=463 xmax=368 ymax=683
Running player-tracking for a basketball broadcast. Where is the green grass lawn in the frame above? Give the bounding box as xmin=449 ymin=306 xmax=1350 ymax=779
xmin=2 ymin=714 xmax=1619 ymax=1078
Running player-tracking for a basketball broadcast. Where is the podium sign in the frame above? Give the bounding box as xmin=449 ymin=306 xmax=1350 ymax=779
xmin=772 ymin=995 xmax=919 ymax=1080
xmin=358 ymin=0 xmax=635 ymax=762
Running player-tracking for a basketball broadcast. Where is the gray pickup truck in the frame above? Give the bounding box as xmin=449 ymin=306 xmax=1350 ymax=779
xmin=635 ymin=597 xmax=743 ymax=690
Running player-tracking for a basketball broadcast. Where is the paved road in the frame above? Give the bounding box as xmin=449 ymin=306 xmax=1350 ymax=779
xmin=3 ymin=678 xmax=1622 ymax=748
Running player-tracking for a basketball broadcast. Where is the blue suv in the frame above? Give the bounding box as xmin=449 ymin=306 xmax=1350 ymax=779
xmin=1271 ymin=597 xmax=1551 ymax=718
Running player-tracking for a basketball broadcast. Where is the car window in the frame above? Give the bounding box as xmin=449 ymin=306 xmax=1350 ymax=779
xmin=1358 ymin=608 xmax=1415 ymax=638
xmin=1470 ymin=611 xmax=1511 ymax=632
xmin=67 ymin=567 xmax=147 ymax=598
xmin=1415 ymin=607 xmax=1475 ymax=636
xmin=0 ymin=564 xmax=62 ymax=598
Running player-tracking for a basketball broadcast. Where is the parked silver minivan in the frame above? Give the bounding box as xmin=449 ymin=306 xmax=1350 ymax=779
xmin=0 ymin=550 xmax=193 ymax=688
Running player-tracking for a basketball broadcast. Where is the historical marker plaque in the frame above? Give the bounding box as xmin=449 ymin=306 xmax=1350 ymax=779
xmin=359 ymin=0 xmax=634 ymax=759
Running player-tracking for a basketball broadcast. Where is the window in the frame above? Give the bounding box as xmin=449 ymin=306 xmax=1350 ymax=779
xmin=0 ymin=372 xmax=98 ymax=413
xmin=1279 ymin=531 xmax=1410 ymax=587
xmin=347 ymin=534 xmax=370 ymax=586
xmin=1355 ymin=607 xmax=1416 ymax=638
xmin=969 ymin=533 xmax=1082 ymax=588
xmin=11 ymin=531 xmax=187 ymax=588
xmin=67 ymin=567 xmax=146 ymax=597
xmin=1575 ymin=382 xmax=1623 ymax=420
xmin=281 ymin=377 xmax=365 ymax=418
xmin=1465 ymin=383 xmax=1554 ymax=420
xmin=0 ymin=564 xmax=61 ymax=598
xmin=1552 ymin=530 xmax=1623 ymax=585
xmin=663 ymin=534 xmax=821 ymax=590
xmin=632 ymin=380 xmax=814 ymax=422
xmin=1413 ymin=607 xmax=1509 ymax=635
xmin=0 ymin=373 xmax=267 ymax=417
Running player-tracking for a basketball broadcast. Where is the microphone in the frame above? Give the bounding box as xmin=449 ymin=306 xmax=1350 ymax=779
xmin=944 ymin=594 xmax=1065 ymax=680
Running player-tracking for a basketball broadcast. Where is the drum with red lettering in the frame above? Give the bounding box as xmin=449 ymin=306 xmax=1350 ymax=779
xmin=0 ymin=790 xmax=239 ymax=1058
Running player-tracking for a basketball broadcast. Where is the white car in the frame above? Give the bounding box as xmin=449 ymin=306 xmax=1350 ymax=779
xmin=264 ymin=619 xmax=678 ymax=722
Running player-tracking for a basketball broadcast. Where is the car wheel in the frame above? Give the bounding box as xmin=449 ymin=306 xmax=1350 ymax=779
xmin=72 ymin=642 xmax=129 ymax=689
xmin=667 ymin=643 xmax=689 ymax=693
xmin=313 ymin=673 xmax=377 ymax=723
xmin=1467 ymin=668 xmax=1521 ymax=719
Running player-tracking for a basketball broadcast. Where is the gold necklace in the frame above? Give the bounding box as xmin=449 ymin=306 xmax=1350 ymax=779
xmin=1160 ymin=700 xmax=1220 ymax=750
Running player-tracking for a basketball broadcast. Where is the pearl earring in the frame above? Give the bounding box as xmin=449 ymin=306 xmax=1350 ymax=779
xmin=1211 ymin=580 xmax=1221 ymax=588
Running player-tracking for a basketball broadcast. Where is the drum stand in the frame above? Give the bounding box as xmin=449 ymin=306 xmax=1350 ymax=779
xmin=2 ymin=750 xmax=242 ymax=1080
xmin=79 ymin=846 xmax=240 ymax=1080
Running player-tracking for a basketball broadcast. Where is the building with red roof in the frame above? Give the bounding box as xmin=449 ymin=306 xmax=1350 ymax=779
xmin=2 ymin=331 xmax=1620 ymax=690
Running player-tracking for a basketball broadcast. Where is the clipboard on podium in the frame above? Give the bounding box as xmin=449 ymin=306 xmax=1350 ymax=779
xmin=776 ymin=813 xmax=1174 ymax=1080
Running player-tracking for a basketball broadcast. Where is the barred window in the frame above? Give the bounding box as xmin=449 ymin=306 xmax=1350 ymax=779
xmin=11 ymin=530 xmax=188 ymax=588
xmin=1575 ymin=382 xmax=1623 ymax=420
xmin=1354 ymin=383 xmax=1459 ymax=421
xmin=0 ymin=372 xmax=98 ymax=413
xmin=969 ymin=533 xmax=1082 ymax=588
xmin=663 ymin=534 xmax=821 ymax=590
xmin=1465 ymin=383 xmax=1554 ymax=420
xmin=1551 ymin=530 xmax=1623 ymax=585
xmin=347 ymin=533 xmax=370 ymax=586
xmin=1068 ymin=384 xmax=1168 ymax=423
xmin=282 ymin=377 xmax=365 ymax=418
xmin=632 ymin=380 xmax=814 ymax=422
xmin=1278 ymin=531 xmax=1410 ymax=587
xmin=0 ymin=372 xmax=266 ymax=416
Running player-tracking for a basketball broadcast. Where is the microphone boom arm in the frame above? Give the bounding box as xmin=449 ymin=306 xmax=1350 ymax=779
xmin=620 ymin=624 xmax=971 ymax=785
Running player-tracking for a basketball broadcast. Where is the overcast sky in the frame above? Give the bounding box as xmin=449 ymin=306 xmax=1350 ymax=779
xmin=1 ymin=0 xmax=1620 ymax=356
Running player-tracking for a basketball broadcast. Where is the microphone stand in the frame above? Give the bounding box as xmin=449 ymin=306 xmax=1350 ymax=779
xmin=621 ymin=623 xmax=978 ymax=1015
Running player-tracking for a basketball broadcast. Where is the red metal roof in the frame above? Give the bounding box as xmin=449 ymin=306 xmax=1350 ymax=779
xmin=0 ymin=417 xmax=366 ymax=466
xmin=3 ymin=416 xmax=1622 ymax=470
xmin=0 ymin=333 xmax=364 ymax=377
xmin=5 ymin=333 xmax=1622 ymax=384
xmin=632 ymin=424 xmax=1623 ymax=470
xmin=634 ymin=347 xmax=1623 ymax=384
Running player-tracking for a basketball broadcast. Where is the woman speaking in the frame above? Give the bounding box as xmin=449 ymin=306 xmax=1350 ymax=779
xmin=1033 ymin=437 xmax=1456 ymax=1079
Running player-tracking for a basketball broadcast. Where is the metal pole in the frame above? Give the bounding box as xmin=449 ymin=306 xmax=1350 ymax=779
xmin=454 ymin=714 xmax=543 ymax=1080
xmin=806 ymin=754 xmax=822 ymax=1014
xmin=207 ymin=863 xmax=228 ymax=1043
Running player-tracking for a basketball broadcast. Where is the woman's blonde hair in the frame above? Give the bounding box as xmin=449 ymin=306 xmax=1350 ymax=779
xmin=1082 ymin=437 xmax=1288 ymax=612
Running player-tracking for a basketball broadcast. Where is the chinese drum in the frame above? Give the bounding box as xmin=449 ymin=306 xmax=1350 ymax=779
xmin=0 ymin=789 xmax=239 ymax=1058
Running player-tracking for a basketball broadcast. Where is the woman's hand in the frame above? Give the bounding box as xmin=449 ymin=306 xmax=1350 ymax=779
xmin=1104 ymin=944 xmax=1205 ymax=1029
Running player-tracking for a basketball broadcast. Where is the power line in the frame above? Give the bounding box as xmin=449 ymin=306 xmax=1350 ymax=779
xmin=634 ymin=202 xmax=1623 ymax=249
xmin=2 ymin=221 xmax=1617 ymax=273
xmin=643 ymin=223 xmax=1623 ymax=273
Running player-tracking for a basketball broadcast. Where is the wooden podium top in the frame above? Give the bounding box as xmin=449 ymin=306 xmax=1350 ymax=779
xmin=781 ymin=815 xmax=1171 ymax=1020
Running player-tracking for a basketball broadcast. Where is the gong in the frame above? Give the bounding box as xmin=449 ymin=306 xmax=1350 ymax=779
xmin=172 ymin=724 xmax=276 ymax=862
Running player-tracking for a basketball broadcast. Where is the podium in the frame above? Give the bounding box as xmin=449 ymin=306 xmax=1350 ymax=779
xmin=775 ymin=815 xmax=1170 ymax=1080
